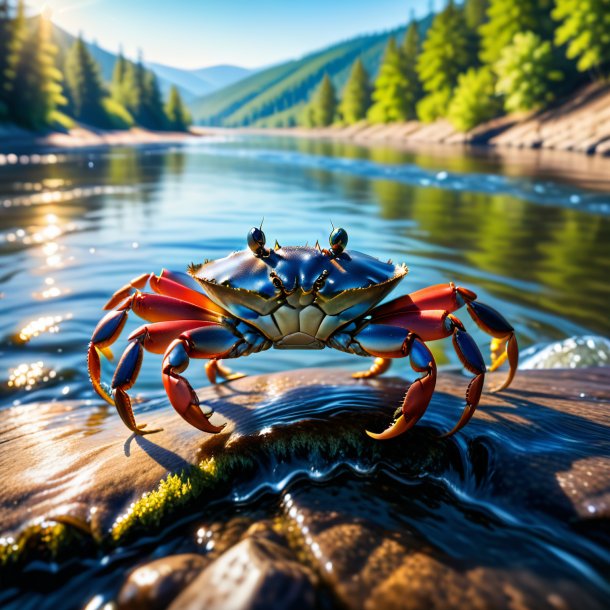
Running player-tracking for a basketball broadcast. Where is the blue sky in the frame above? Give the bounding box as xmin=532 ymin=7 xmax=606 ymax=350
xmin=29 ymin=0 xmax=434 ymax=69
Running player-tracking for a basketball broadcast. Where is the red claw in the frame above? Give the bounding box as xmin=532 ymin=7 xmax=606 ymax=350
xmin=162 ymin=371 xmax=225 ymax=433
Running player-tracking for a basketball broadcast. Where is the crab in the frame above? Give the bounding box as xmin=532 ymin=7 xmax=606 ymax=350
xmin=87 ymin=226 xmax=518 ymax=440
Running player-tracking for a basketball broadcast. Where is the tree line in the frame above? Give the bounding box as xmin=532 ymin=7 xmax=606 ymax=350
xmin=0 ymin=0 xmax=191 ymax=132
xmin=304 ymin=0 xmax=610 ymax=131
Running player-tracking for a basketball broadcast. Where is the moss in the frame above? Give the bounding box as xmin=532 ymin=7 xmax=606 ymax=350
xmin=0 ymin=417 xmax=448 ymax=573
xmin=0 ymin=521 xmax=92 ymax=571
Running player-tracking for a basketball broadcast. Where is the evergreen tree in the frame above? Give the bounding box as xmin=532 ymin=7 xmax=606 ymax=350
xmin=401 ymin=21 xmax=422 ymax=119
xmin=0 ymin=0 xmax=11 ymax=116
xmin=338 ymin=58 xmax=371 ymax=124
xmin=4 ymin=0 xmax=27 ymax=119
xmin=64 ymin=35 xmax=106 ymax=124
xmin=495 ymin=31 xmax=563 ymax=113
xmin=367 ymin=38 xmax=410 ymax=123
xmin=165 ymin=85 xmax=190 ymax=131
xmin=553 ymin=0 xmax=610 ymax=73
xmin=416 ymin=1 xmax=474 ymax=122
xmin=7 ymin=12 xmax=65 ymax=130
xmin=312 ymin=74 xmax=336 ymax=126
xmin=479 ymin=0 xmax=554 ymax=66
xmin=142 ymin=70 xmax=166 ymax=129
xmin=111 ymin=48 xmax=129 ymax=105
xmin=448 ymin=66 xmax=500 ymax=131
xmin=464 ymin=0 xmax=488 ymax=30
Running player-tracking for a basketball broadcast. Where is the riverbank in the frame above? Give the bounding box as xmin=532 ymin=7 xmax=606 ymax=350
xmin=0 ymin=123 xmax=202 ymax=152
xmin=206 ymin=81 xmax=610 ymax=158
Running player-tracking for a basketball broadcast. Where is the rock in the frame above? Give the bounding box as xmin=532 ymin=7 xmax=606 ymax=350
xmin=117 ymin=553 xmax=206 ymax=610
xmin=520 ymin=335 xmax=610 ymax=370
xmin=168 ymin=537 xmax=317 ymax=610
xmin=280 ymin=482 xmax=606 ymax=610
xmin=1 ymin=367 xmax=609 ymax=610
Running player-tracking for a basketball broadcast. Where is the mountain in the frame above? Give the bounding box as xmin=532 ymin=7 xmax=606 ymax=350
xmin=48 ymin=22 xmax=253 ymax=104
xmin=190 ymin=15 xmax=432 ymax=128
xmin=147 ymin=63 xmax=254 ymax=98
xmin=191 ymin=65 xmax=255 ymax=90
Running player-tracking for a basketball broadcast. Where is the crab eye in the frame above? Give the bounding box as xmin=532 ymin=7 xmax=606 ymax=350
xmin=329 ymin=227 xmax=348 ymax=255
xmin=247 ymin=227 xmax=268 ymax=257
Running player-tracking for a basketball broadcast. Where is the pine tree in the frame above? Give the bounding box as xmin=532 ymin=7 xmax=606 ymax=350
xmin=553 ymin=0 xmax=610 ymax=73
xmin=495 ymin=31 xmax=563 ymax=112
xmin=119 ymin=55 xmax=146 ymax=124
xmin=142 ymin=70 xmax=167 ymax=129
xmin=464 ymin=0 xmax=488 ymax=30
xmin=64 ymin=36 xmax=106 ymax=124
xmin=0 ymin=0 xmax=11 ymax=116
xmin=312 ymin=74 xmax=336 ymax=126
xmin=401 ymin=21 xmax=422 ymax=119
xmin=448 ymin=66 xmax=500 ymax=131
xmin=367 ymin=38 xmax=410 ymax=123
xmin=7 ymin=12 xmax=65 ymax=130
xmin=338 ymin=58 xmax=371 ymax=124
xmin=4 ymin=0 xmax=27 ymax=120
xmin=479 ymin=0 xmax=554 ymax=66
xmin=111 ymin=48 xmax=129 ymax=105
xmin=165 ymin=85 xmax=191 ymax=131
xmin=416 ymin=1 xmax=475 ymax=122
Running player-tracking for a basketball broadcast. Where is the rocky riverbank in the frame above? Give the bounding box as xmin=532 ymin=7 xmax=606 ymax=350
xmin=222 ymin=82 xmax=610 ymax=158
xmin=1 ymin=366 xmax=609 ymax=609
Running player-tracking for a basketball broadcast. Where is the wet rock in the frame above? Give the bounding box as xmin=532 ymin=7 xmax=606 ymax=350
xmin=281 ymin=481 xmax=606 ymax=610
xmin=168 ymin=537 xmax=317 ymax=610
xmin=520 ymin=335 xmax=610 ymax=370
xmin=117 ymin=553 xmax=206 ymax=610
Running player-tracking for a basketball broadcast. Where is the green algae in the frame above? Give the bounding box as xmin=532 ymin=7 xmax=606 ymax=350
xmin=0 ymin=419 xmax=446 ymax=574
xmin=0 ymin=520 xmax=93 ymax=571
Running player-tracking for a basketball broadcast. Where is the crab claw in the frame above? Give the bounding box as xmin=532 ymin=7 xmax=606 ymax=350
xmin=466 ymin=301 xmax=518 ymax=392
xmin=162 ymin=371 xmax=226 ymax=433
xmin=162 ymin=339 xmax=227 ymax=434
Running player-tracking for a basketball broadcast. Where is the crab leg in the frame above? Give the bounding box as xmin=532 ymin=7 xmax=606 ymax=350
xmin=351 ymin=324 xmax=437 ymax=440
xmin=353 ymin=316 xmax=487 ymax=438
xmin=371 ymin=282 xmax=517 ymax=391
xmin=104 ymin=269 xmax=226 ymax=315
xmin=352 ymin=357 xmax=392 ymax=379
xmin=162 ymin=325 xmax=250 ymax=433
xmin=205 ymin=359 xmax=246 ymax=384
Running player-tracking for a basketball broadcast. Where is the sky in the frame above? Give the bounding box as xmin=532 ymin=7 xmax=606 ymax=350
xmin=27 ymin=0 xmax=434 ymax=70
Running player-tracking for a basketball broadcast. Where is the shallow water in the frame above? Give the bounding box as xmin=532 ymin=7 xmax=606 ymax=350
xmin=0 ymin=136 xmax=609 ymax=609
xmin=1 ymin=136 xmax=609 ymax=410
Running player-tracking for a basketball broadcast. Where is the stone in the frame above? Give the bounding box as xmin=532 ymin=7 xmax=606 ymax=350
xmin=117 ymin=553 xmax=206 ymax=610
xmin=168 ymin=537 xmax=317 ymax=610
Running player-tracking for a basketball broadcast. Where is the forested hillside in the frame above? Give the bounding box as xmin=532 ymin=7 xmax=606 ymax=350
xmin=191 ymin=15 xmax=433 ymax=128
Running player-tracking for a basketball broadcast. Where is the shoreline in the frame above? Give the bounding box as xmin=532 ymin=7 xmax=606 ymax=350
xmin=0 ymin=124 xmax=202 ymax=153
xmin=209 ymin=80 xmax=610 ymax=157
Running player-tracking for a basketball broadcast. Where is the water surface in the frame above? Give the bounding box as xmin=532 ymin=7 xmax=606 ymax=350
xmin=1 ymin=136 xmax=609 ymax=409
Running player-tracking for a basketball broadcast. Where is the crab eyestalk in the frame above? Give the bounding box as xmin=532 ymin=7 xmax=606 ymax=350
xmin=247 ymin=227 xmax=269 ymax=258
xmin=329 ymin=227 xmax=348 ymax=256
